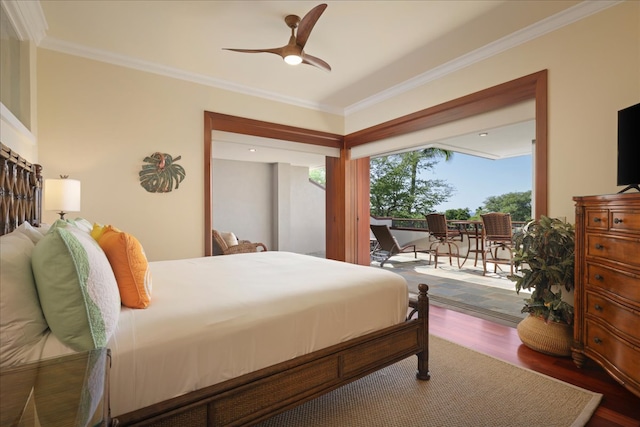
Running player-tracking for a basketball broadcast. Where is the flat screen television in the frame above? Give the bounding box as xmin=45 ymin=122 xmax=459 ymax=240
xmin=617 ymin=102 xmax=640 ymax=193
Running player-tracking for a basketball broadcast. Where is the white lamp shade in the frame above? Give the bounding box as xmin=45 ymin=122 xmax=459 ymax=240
xmin=44 ymin=179 xmax=81 ymax=213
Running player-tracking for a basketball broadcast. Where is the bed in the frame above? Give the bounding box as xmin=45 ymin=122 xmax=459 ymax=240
xmin=0 ymin=143 xmax=430 ymax=426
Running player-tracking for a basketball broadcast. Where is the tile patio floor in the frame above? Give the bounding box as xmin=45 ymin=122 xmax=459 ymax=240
xmin=370 ymin=252 xmax=530 ymax=328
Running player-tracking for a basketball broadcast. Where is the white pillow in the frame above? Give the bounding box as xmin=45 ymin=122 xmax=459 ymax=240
xmin=220 ymin=231 xmax=239 ymax=247
xmin=15 ymin=221 xmax=47 ymax=244
xmin=69 ymin=217 xmax=93 ymax=234
xmin=0 ymin=230 xmax=49 ymax=368
xmin=32 ymin=225 xmax=121 ymax=352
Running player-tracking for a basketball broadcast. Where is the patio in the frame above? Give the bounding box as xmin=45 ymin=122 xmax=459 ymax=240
xmin=370 ymin=251 xmax=530 ymax=328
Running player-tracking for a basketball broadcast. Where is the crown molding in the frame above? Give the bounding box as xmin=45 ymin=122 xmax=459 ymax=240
xmin=35 ymin=0 xmax=620 ymax=117
xmin=1 ymin=0 xmax=47 ymax=43
xmin=38 ymin=37 xmax=344 ymax=116
xmin=344 ymin=0 xmax=622 ymax=116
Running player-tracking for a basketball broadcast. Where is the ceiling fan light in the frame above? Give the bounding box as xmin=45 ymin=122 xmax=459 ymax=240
xmin=284 ymin=54 xmax=302 ymax=65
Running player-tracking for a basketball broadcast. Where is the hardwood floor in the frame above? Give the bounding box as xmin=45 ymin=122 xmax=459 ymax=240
xmin=430 ymin=305 xmax=640 ymax=427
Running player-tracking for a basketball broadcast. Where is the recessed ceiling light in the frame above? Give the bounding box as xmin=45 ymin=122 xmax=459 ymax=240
xmin=248 ymin=148 xmax=256 ymax=152
xmin=479 ymin=132 xmax=488 ymax=137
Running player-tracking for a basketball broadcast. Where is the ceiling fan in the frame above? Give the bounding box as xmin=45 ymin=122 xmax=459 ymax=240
xmin=222 ymin=3 xmax=331 ymax=72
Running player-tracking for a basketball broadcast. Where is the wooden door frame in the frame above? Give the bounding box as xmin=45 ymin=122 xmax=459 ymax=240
xmin=204 ymin=70 xmax=548 ymax=260
xmin=203 ymin=112 xmax=343 ymax=256
xmin=345 ymin=69 xmax=547 ymax=219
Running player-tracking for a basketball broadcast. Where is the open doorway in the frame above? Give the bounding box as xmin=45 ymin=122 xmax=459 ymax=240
xmin=204 ymin=70 xmax=548 ymax=260
xmin=362 ymin=112 xmax=537 ymax=326
xmin=210 ymin=129 xmax=337 ymax=255
xmin=368 ymin=149 xmax=533 ymax=326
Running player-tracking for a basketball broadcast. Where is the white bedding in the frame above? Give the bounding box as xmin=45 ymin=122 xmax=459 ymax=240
xmin=39 ymin=251 xmax=408 ymax=417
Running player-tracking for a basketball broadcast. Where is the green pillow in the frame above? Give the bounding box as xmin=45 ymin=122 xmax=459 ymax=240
xmin=32 ymin=225 xmax=120 ymax=351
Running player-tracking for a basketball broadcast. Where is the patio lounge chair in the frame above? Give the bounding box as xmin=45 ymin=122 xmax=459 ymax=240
xmin=212 ymin=229 xmax=267 ymax=255
xmin=370 ymin=224 xmax=418 ymax=267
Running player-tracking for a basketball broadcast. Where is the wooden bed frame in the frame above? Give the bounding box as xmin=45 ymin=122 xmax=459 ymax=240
xmin=1 ymin=143 xmax=430 ymax=426
xmin=115 ymin=289 xmax=429 ymax=426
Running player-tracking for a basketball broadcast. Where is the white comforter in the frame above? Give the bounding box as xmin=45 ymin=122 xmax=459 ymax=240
xmin=41 ymin=251 xmax=408 ymax=416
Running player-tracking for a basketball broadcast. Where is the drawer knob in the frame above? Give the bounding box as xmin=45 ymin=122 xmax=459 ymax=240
xmin=594 ymin=304 xmax=603 ymax=311
xmin=594 ymin=337 xmax=603 ymax=345
xmin=614 ymin=217 xmax=623 ymax=224
xmin=594 ymin=243 xmax=604 ymax=250
xmin=594 ymin=274 xmax=604 ymax=281
xmin=593 ymin=217 xmax=602 ymax=223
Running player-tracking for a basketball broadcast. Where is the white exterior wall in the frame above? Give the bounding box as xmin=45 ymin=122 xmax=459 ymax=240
xmin=290 ymin=166 xmax=325 ymax=255
xmin=212 ymin=159 xmax=325 ymax=255
xmin=212 ymin=159 xmax=273 ymax=250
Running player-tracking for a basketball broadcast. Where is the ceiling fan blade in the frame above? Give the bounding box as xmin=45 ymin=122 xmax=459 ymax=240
xmin=222 ymin=47 xmax=285 ymax=58
xmin=302 ymin=53 xmax=331 ymax=72
xmin=296 ymin=3 xmax=327 ymax=49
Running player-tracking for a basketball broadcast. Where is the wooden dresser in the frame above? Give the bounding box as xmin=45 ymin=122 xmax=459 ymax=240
xmin=572 ymin=193 xmax=640 ymax=398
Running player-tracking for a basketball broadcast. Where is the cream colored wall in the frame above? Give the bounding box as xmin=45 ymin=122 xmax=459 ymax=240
xmin=36 ymin=50 xmax=342 ymax=261
xmin=347 ymin=1 xmax=640 ymax=222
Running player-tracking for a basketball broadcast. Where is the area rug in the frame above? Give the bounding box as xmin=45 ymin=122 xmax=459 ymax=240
xmin=257 ymin=335 xmax=602 ymax=427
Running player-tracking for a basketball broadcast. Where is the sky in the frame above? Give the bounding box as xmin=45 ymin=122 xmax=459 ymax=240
xmin=425 ymin=153 xmax=532 ymax=214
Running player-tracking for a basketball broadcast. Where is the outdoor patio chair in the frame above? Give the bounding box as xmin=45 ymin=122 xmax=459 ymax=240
xmin=212 ymin=229 xmax=267 ymax=255
xmin=425 ymin=213 xmax=462 ymax=268
xmin=370 ymin=224 xmax=418 ymax=267
xmin=480 ymin=212 xmax=515 ymax=276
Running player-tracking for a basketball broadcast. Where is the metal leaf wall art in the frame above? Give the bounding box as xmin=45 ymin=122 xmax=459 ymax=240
xmin=139 ymin=152 xmax=186 ymax=193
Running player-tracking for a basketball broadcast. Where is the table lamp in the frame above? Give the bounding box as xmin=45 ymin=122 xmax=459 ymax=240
xmin=44 ymin=175 xmax=81 ymax=219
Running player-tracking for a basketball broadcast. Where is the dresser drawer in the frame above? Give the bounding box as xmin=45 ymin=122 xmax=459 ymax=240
xmin=585 ymin=321 xmax=640 ymax=383
xmin=586 ymin=291 xmax=639 ymax=341
xmin=586 ymin=234 xmax=640 ymax=268
xmin=610 ymin=209 xmax=640 ymax=234
xmin=586 ymin=263 xmax=640 ymax=302
xmin=586 ymin=210 xmax=608 ymax=231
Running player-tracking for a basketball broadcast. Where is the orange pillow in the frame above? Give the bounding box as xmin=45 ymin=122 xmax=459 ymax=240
xmin=98 ymin=226 xmax=152 ymax=309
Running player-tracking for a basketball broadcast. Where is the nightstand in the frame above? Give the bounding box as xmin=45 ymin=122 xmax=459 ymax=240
xmin=0 ymin=348 xmax=112 ymax=426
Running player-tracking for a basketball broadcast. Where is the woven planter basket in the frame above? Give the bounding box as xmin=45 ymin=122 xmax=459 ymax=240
xmin=516 ymin=315 xmax=573 ymax=357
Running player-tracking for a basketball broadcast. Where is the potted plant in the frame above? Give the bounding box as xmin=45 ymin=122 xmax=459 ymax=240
xmin=508 ymin=215 xmax=575 ymax=356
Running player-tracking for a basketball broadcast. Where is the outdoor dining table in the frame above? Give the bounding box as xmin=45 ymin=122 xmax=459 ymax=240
xmin=449 ymin=220 xmax=484 ymax=267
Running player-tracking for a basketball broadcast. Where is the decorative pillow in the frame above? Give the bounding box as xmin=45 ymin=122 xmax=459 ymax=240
xmin=98 ymin=226 xmax=152 ymax=309
xmin=50 ymin=218 xmax=92 ymax=234
xmin=90 ymin=223 xmax=108 ymax=241
xmin=31 ymin=225 xmax=120 ymax=352
xmin=220 ymin=231 xmax=239 ymax=247
xmin=0 ymin=231 xmax=49 ymax=368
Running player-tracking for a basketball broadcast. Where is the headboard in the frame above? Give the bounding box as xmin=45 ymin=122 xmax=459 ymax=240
xmin=0 ymin=143 xmax=42 ymax=236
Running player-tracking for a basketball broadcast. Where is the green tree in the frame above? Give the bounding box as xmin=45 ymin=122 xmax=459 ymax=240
xmin=370 ymin=149 xmax=454 ymax=218
xmin=309 ymin=167 xmax=325 ymax=186
xmin=476 ymin=190 xmax=532 ymax=221
xmin=445 ymin=208 xmax=471 ymax=220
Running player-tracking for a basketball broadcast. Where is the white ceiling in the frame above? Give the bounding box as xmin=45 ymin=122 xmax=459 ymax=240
xmin=33 ymin=1 xmax=614 ymax=167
